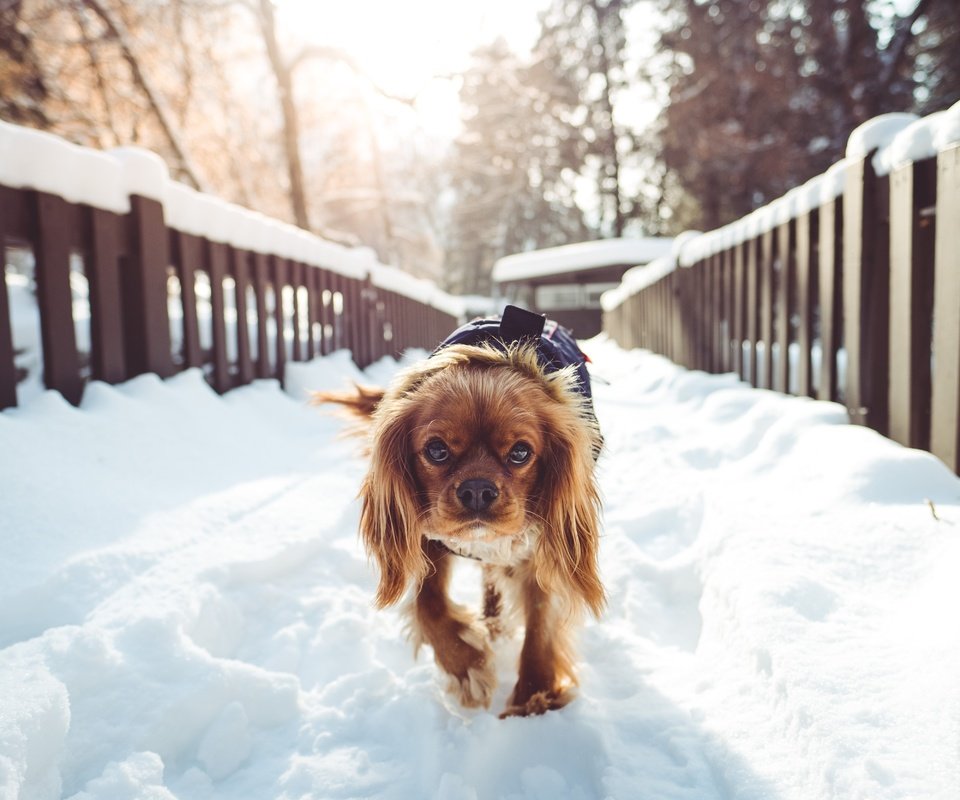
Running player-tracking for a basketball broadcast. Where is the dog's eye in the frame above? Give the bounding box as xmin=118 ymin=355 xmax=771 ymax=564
xmin=508 ymin=442 xmax=532 ymax=465
xmin=424 ymin=439 xmax=449 ymax=464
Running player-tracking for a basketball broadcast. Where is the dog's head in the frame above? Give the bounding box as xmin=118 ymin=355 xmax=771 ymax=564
xmin=359 ymin=343 xmax=604 ymax=615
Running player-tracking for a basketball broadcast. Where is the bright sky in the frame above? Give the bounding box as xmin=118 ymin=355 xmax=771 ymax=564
xmin=275 ymin=0 xmax=550 ymax=139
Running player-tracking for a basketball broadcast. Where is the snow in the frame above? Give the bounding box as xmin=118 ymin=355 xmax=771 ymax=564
xmin=0 ymin=122 xmax=128 ymax=215
xmin=931 ymin=99 xmax=960 ymax=152
xmin=875 ymin=111 xmax=946 ymax=176
xmin=845 ymin=113 xmax=918 ymax=167
xmin=492 ymin=238 xmax=674 ymax=284
xmin=2 ymin=336 xmax=959 ymax=799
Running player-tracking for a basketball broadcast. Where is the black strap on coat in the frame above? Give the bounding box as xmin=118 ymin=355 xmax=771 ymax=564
xmin=433 ymin=305 xmax=594 ymax=402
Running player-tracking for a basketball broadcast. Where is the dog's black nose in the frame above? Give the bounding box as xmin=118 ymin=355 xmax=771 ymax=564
xmin=457 ymin=479 xmax=499 ymax=512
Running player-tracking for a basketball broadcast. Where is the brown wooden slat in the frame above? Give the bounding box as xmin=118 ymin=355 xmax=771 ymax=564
xmin=33 ymin=192 xmax=83 ymax=405
xmin=759 ymin=229 xmax=775 ymax=390
xmin=888 ymin=159 xmax=936 ymax=451
xmin=745 ymin=237 xmax=759 ymax=386
xmin=207 ymin=241 xmax=230 ymax=393
xmin=384 ymin=291 xmax=398 ymax=358
xmin=931 ymin=144 xmax=960 ymax=472
xmin=692 ymin=264 xmax=704 ymax=370
xmin=843 ymin=157 xmax=890 ymax=433
xmin=733 ymin=241 xmax=745 ymax=379
xmin=393 ymin=292 xmax=405 ymax=358
xmin=331 ymin=272 xmax=345 ymax=353
xmin=251 ymin=252 xmax=271 ymax=379
xmin=318 ymin=269 xmax=334 ymax=355
xmin=305 ymin=265 xmax=320 ymax=359
xmin=670 ymin=273 xmax=681 ymax=364
xmin=0 ymin=188 xmax=24 ymax=409
xmin=229 ymin=246 xmax=254 ymax=386
xmin=289 ymin=262 xmax=304 ymax=363
xmin=700 ymin=260 xmax=710 ymax=370
xmin=794 ymin=211 xmax=815 ymax=398
xmin=713 ymin=254 xmax=724 ymax=372
xmin=775 ymin=220 xmax=795 ymax=394
xmin=347 ymin=277 xmax=368 ymax=367
xmin=817 ymin=198 xmax=842 ymax=402
xmin=86 ymin=207 xmax=126 ymax=384
xmin=124 ymin=195 xmax=174 ymax=380
xmin=721 ymin=248 xmax=733 ymax=373
xmin=272 ymin=256 xmax=288 ymax=379
xmin=171 ymin=231 xmax=203 ymax=369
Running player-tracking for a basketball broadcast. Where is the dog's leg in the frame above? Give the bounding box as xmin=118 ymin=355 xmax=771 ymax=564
xmin=501 ymin=569 xmax=577 ymax=718
xmin=412 ymin=540 xmax=496 ymax=709
xmin=481 ymin=564 xmax=504 ymax=640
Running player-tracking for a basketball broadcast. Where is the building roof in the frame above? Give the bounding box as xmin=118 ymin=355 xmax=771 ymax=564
xmin=492 ymin=237 xmax=674 ymax=284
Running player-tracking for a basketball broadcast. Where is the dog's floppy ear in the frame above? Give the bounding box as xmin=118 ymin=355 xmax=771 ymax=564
xmin=534 ymin=403 xmax=605 ymax=618
xmin=359 ymin=396 xmax=428 ymax=607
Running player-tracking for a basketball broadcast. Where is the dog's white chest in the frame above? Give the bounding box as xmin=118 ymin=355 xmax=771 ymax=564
xmin=426 ymin=530 xmax=535 ymax=566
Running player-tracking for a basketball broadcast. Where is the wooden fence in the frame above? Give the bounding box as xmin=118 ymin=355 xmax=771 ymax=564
xmin=603 ymin=108 xmax=960 ymax=473
xmin=0 ymin=126 xmax=461 ymax=410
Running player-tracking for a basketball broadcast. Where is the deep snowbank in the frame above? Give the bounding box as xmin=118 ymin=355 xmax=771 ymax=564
xmin=1 ymin=341 xmax=958 ymax=799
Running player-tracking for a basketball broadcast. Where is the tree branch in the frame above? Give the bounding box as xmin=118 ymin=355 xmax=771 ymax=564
xmin=80 ymin=0 xmax=206 ymax=190
xmin=877 ymin=0 xmax=934 ymax=91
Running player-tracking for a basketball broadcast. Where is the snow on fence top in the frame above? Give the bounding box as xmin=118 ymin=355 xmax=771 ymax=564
xmin=601 ymin=99 xmax=960 ymax=312
xmin=492 ymin=237 xmax=673 ymax=284
xmin=0 ymin=121 xmax=463 ymax=318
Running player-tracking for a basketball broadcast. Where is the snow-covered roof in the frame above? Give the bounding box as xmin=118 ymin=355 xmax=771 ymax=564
xmin=492 ymin=238 xmax=674 ymax=284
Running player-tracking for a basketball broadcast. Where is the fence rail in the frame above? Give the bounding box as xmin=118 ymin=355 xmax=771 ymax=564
xmin=603 ymin=106 xmax=960 ymax=474
xmin=0 ymin=123 xmax=462 ymax=410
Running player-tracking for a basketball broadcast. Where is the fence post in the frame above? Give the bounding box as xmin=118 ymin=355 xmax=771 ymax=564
xmin=931 ymin=144 xmax=960 ymax=472
xmin=207 ymin=241 xmax=230 ymax=393
xmin=0 ymin=239 xmax=15 ymax=408
xmin=670 ymin=272 xmax=683 ymax=366
xmin=888 ymin=158 xmax=936 ymax=451
xmin=843 ymin=154 xmax=890 ymax=433
xmin=704 ymin=259 xmax=716 ymax=371
xmin=794 ymin=211 xmax=815 ymax=398
xmin=230 ymin=247 xmax=254 ymax=386
xmin=251 ymin=252 xmax=271 ymax=379
xmin=745 ymin=236 xmax=759 ymax=386
xmin=732 ymin=241 xmax=745 ymax=379
xmin=170 ymin=231 xmax=203 ymax=369
xmin=759 ymin=229 xmax=775 ymax=390
xmin=817 ymin=198 xmax=842 ymax=403
xmin=87 ymin=208 xmax=127 ymax=384
xmin=721 ymin=248 xmax=733 ymax=373
xmin=124 ymin=195 xmax=174 ymax=380
xmin=272 ymin=256 xmax=288 ymax=380
xmin=775 ymin=220 xmax=795 ymax=394
xmin=33 ymin=192 xmax=84 ymax=405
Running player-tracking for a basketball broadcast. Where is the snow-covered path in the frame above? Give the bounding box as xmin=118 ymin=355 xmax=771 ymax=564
xmin=2 ymin=341 xmax=959 ymax=800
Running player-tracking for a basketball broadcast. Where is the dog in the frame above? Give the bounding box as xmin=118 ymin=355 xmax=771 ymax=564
xmin=318 ymin=306 xmax=604 ymax=717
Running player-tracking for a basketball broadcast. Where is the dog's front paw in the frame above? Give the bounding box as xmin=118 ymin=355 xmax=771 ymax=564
xmin=499 ymin=686 xmax=575 ymax=718
xmin=436 ymin=623 xmax=496 ymax=709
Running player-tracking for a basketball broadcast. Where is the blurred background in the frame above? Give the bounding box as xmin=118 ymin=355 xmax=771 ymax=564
xmin=2 ymin=0 xmax=957 ymax=296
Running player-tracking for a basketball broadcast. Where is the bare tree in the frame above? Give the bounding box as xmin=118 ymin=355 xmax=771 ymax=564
xmin=80 ymin=0 xmax=206 ymax=190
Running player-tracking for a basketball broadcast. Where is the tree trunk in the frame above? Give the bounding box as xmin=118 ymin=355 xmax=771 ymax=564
xmin=257 ymin=0 xmax=310 ymax=229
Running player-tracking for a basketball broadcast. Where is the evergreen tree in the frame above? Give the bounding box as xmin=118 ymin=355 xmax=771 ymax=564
xmin=909 ymin=0 xmax=960 ymax=114
xmin=654 ymin=0 xmax=955 ymax=230
xmin=534 ymin=0 xmax=649 ymax=237
xmin=443 ymin=40 xmax=590 ymax=296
